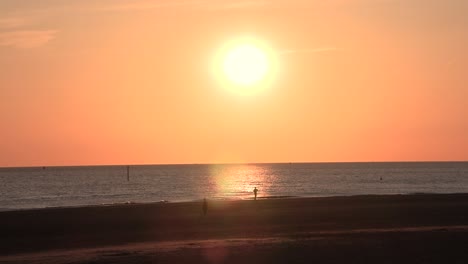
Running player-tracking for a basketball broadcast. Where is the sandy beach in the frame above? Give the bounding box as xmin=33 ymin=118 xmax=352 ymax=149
xmin=2 ymin=194 xmax=468 ymax=263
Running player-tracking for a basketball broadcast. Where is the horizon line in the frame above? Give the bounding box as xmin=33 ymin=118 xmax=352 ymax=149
xmin=1 ymin=160 xmax=468 ymax=169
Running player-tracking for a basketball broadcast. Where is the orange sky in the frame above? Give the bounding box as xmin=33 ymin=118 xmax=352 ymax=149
xmin=1 ymin=0 xmax=467 ymax=167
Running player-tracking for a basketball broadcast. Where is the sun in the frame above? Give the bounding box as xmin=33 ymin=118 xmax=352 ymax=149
xmin=214 ymin=38 xmax=277 ymax=94
xmin=223 ymin=44 xmax=269 ymax=86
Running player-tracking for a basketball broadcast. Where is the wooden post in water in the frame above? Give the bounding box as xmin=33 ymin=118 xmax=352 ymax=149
xmin=127 ymin=165 xmax=130 ymax=181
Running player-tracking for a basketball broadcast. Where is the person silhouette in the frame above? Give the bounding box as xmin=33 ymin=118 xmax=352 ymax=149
xmin=202 ymin=198 xmax=208 ymax=216
xmin=253 ymin=187 xmax=258 ymax=200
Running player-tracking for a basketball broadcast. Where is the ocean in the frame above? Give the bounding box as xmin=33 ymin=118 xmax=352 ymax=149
xmin=1 ymin=162 xmax=468 ymax=211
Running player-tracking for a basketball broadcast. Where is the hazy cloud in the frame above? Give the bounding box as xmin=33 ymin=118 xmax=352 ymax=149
xmin=0 ymin=30 xmax=57 ymax=48
xmin=0 ymin=12 xmax=57 ymax=49
xmin=208 ymin=0 xmax=267 ymax=10
xmin=102 ymin=1 xmax=191 ymax=11
xmin=280 ymin=47 xmax=337 ymax=55
xmin=102 ymin=0 xmax=267 ymax=11
xmin=0 ymin=17 xmax=27 ymax=28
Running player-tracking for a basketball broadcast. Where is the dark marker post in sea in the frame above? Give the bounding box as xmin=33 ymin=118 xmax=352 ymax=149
xmin=127 ymin=165 xmax=130 ymax=181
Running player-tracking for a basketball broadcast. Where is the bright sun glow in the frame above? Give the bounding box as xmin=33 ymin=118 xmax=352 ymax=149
xmin=223 ymin=44 xmax=269 ymax=86
xmin=214 ymin=38 xmax=277 ymax=95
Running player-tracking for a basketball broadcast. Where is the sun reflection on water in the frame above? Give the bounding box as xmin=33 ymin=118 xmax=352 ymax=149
xmin=209 ymin=164 xmax=273 ymax=200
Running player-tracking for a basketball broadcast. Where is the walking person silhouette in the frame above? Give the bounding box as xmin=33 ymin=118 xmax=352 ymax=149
xmin=253 ymin=187 xmax=258 ymax=200
xmin=202 ymin=198 xmax=208 ymax=216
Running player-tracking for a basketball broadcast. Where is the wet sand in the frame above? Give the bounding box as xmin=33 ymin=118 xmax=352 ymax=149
xmin=2 ymin=194 xmax=468 ymax=263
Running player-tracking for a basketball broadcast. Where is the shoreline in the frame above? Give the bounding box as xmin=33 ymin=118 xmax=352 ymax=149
xmin=2 ymin=192 xmax=468 ymax=213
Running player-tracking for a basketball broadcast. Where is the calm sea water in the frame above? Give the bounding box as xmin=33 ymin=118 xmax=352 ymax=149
xmin=1 ymin=162 xmax=468 ymax=211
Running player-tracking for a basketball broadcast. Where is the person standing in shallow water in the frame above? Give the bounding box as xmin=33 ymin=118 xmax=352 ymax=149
xmin=253 ymin=187 xmax=258 ymax=200
xmin=202 ymin=198 xmax=208 ymax=216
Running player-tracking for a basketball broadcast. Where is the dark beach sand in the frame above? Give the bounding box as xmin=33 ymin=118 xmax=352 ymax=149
xmin=2 ymin=194 xmax=468 ymax=263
